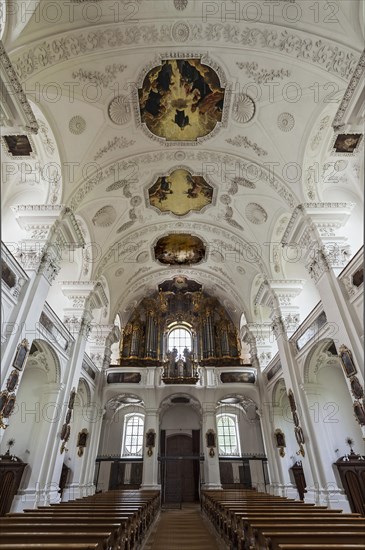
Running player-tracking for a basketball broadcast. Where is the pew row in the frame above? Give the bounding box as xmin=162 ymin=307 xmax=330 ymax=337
xmin=1 ymin=489 xmax=160 ymax=550
xmin=201 ymin=489 xmax=365 ymax=550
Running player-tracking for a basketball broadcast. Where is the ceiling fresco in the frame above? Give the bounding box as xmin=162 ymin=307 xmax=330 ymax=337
xmin=138 ymin=58 xmax=225 ymax=141
xmin=154 ymin=234 xmax=206 ymax=265
xmin=159 ymin=276 xmax=202 ymax=293
xmin=3 ymin=135 xmax=33 ymax=156
xmin=148 ymin=168 xmax=213 ymax=216
xmin=332 ymin=133 xmax=363 ymax=154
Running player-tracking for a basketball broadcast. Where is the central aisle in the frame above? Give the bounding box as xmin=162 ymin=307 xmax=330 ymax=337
xmin=143 ymin=503 xmax=223 ymax=550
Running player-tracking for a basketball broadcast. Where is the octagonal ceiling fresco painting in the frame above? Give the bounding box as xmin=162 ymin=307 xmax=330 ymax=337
xmin=154 ymin=234 xmax=206 ymax=265
xmin=138 ymin=59 xmax=225 ymax=141
xmin=148 ymin=168 xmax=213 ymax=216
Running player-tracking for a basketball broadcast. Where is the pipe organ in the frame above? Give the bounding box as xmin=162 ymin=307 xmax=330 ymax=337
xmin=120 ymin=277 xmax=242 ymax=368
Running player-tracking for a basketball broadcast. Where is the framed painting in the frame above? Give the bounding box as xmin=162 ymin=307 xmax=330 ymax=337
xmin=339 ymin=345 xmax=357 ymax=378
xmin=292 ymin=411 xmax=300 ymax=427
xmin=295 ymin=426 xmax=305 ymax=445
xmin=77 ymin=429 xmax=88 ymax=457
xmin=146 ymin=430 xmax=156 ymax=448
xmin=65 ymin=409 xmax=72 ymax=424
xmin=350 ymin=376 xmax=364 ymax=400
xmin=2 ymin=394 xmax=16 ymax=418
xmin=274 ymin=429 xmax=286 ymax=449
xmin=331 ymin=133 xmax=363 ymax=155
xmin=0 ymin=391 xmax=8 ymax=413
xmin=77 ymin=429 xmax=88 ymax=448
xmin=12 ymin=339 xmax=29 ymax=371
xmin=288 ymin=389 xmax=296 ymax=412
xmin=68 ymin=388 xmax=76 ymax=410
xmin=353 ymin=401 xmax=365 ymax=426
xmin=206 ymin=429 xmax=216 ymax=448
xmin=6 ymin=370 xmax=19 ymax=392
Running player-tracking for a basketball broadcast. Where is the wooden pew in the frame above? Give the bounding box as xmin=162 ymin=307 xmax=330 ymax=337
xmin=253 ymin=523 xmax=365 ymax=550
xmin=7 ymin=513 xmax=133 ymax=546
xmin=239 ymin=513 xmax=364 ymax=550
xmin=0 ymin=545 xmax=102 ymax=550
xmin=261 ymin=532 xmax=365 ymax=550
xmin=201 ymin=489 xmax=364 ymax=550
xmin=218 ymin=504 xmax=342 ymax=541
xmin=3 ymin=489 xmax=160 ymax=550
xmin=245 ymin=517 xmax=365 ymax=545
xmin=0 ymin=533 xmax=113 ymax=550
xmin=278 ymin=546 xmax=365 ymax=550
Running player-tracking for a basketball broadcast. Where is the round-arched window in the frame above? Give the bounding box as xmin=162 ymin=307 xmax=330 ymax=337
xmin=121 ymin=413 xmax=144 ymax=456
xmin=217 ymin=414 xmax=241 ymax=456
xmin=168 ymin=327 xmax=192 ymax=357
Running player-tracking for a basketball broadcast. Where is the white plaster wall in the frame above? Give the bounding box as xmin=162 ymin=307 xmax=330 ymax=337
xmin=96 ymin=461 xmax=112 ymax=492
xmin=316 ymin=365 xmax=364 ymax=462
xmin=249 ymin=459 xmax=266 ymax=490
xmin=0 ymin=367 xmax=46 ymax=462
xmin=160 ymin=405 xmax=200 ymax=431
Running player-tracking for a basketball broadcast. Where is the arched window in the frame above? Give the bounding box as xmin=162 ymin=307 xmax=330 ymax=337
xmin=217 ymin=414 xmax=241 ymax=456
xmin=168 ymin=326 xmax=192 ymax=357
xmin=121 ymin=413 xmax=144 ymax=457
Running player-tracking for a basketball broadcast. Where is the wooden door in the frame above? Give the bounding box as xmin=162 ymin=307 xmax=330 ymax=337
xmin=165 ymin=434 xmax=196 ymax=503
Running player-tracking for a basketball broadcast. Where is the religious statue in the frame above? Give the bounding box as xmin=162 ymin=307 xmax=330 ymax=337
xmin=183 ymin=347 xmax=192 ymax=377
xmin=167 ymin=347 xmax=178 ymax=377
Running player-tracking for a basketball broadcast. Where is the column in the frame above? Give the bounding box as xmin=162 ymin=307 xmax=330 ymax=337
xmin=1 ymin=206 xmax=84 ymax=383
xmin=256 ymin=282 xmax=323 ymax=503
xmin=201 ymin=404 xmax=222 ymax=490
xmin=82 ymin=407 xmax=105 ymax=496
xmin=86 ymin=324 xmax=116 ymax=370
xmin=11 ymin=383 xmax=65 ymax=511
xmin=247 ymin=332 xmax=285 ymax=496
xmin=48 ymin=282 xmax=108 ymax=501
xmin=248 ymin=323 xmax=275 ymax=370
xmin=299 ymin=383 xmax=352 ymax=511
xmin=141 ymin=408 xmax=160 ymax=490
xmin=63 ymin=404 xmax=101 ymax=501
xmin=282 ymin=203 xmax=363 ymax=370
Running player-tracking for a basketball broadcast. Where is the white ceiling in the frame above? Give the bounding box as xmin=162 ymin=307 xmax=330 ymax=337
xmin=2 ymin=0 xmax=364 ymax=324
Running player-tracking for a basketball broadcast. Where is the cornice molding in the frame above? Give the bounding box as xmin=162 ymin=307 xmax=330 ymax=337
xmin=9 ymin=23 xmax=360 ymax=83
xmin=0 ymin=40 xmax=38 ymax=133
xmin=281 ymin=202 xmax=354 ymax=246
xmin=333 ymin=49 xmax=365 ymax=130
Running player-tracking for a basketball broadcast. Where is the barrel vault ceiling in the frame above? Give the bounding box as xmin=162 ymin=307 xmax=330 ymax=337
xmin=1 ymin=0 xmax=364 ymax=324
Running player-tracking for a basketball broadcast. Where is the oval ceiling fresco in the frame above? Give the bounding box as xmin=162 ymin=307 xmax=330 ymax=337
xmin=154 ymin=234 xmax=206 ymax=265
xmin=138 ymin=58 xmax=225 ymax=141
